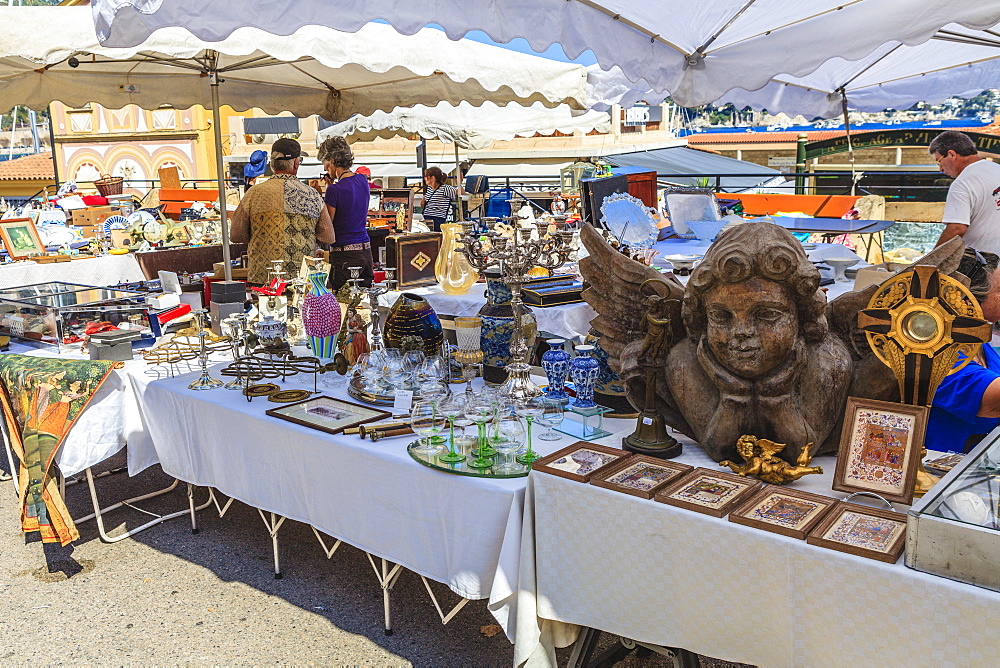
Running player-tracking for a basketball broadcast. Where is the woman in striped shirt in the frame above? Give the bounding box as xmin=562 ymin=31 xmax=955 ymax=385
xmin=422 ymin=166 xmax=457 ymax=232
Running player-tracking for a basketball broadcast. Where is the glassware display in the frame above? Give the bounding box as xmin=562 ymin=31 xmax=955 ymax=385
xmin=493 ymin=414 xmax=526 ymax=474
xmin=515 ymin=396 xmax=546 ymax=464
xmin=466 ymin=394 xmax=497 ymax=469
xmin=383 ymin=292 xmax=444 ymax=357
xmin=537 ymin=396 xmax=567 ymax=441
xmin=410 ymin=401 xmax=445 ymax=453
xmin=434 ymin=222 xmax=480 ymax=295
xmin=438 ymin=395 xmax=467 ymax=463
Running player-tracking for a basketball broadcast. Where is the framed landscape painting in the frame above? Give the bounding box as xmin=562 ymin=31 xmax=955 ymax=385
xmin=833 ymin=397 xmax=928 ymax=505
xmin=729 ymin=486 xmax=837 ymax=539
xmin=0 ymin=218 xmax=45 ymax=259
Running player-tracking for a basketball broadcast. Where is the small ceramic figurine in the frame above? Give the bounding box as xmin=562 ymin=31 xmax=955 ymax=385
xmin=719 ymin=434 xmax=823 ymax=485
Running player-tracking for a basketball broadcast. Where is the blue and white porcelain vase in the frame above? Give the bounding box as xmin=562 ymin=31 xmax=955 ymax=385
xmin=541 ymin=338 xmax=571 ymax=399
xmin=569 ymin=344 xmax=601 ymax=409
xmin=478 ymin=269 xmax=537 ymax=385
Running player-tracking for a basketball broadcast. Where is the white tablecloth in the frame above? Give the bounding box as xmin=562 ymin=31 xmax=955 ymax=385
xmin=0 ymin=253 xmax=144 ymax=289
xmin=508 ymin=437 xmax=1000 ymax=667
xmin=124 ymin=366 xmax=591 ymax=602
xmin=380 ymin=284 xmax=597 ymax=341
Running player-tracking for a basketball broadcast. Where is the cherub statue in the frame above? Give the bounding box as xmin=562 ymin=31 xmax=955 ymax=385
xmin=720 ymin=434 xmax=823 ymax=484
xmin=580 ymin=222 xmax=966 ymax=462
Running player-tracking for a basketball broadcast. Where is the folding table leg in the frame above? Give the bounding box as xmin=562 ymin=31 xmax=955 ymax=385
xmin=419 ymin=575 xmax=470 ymax=625
xmin=257 ymin=509 xmax=286 ymax=579
xmin=366 ymin=553 xmax=403 ymax=636
xmin=311 ymin=526 xmax=342 ymax=560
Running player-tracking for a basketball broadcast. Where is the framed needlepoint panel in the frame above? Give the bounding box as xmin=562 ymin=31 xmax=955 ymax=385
xmin=532 ymin=442 xmax=628 ymax=483
xmin=265 ymin=395 xmax=390 ymax=436
xmin=806 ymin=501 xmax=907 ymax=563
xmin=590 ymin=454 xmax=692 ymax=499
xmin=729 ymin=486 xmax=837 ymax=540
xmin=833 ymin=397 xmax=929 ymax=505
xmin=654 ymin=468 xmax=762 ymax=518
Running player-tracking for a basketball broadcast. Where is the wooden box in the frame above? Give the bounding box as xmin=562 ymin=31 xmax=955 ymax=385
xmin=522 ymin=274 xmax=584 ymax=307
xmin=385 ymin=232 xmax=442 ymax=288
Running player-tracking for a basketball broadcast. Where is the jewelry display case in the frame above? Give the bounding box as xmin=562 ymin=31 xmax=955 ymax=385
xmin=0 ymin=281 xmax=150 ymax=350
xmin=907 ymin=426 xmax=1000 ymax=590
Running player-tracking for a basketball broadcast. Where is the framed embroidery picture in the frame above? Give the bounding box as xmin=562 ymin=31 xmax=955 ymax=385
xmin=729 ymin=486 xmax=837 ymax=539
xmin=806 ymin=501 xmax=907 ymax=563
xmin=654 ymin=468 xmax=762 ymax=518
xmin=590 ymin=454 xmax=693 ymax=499
xmin=531 ymin=442 xmax=628 ymax=483
xmin=833 ymin=397 xmax=928 ymax=505
xmin=265 ymin=396 xmax=390 ymax=435
xmin=0 ymin=218 xmax=45 ymax=259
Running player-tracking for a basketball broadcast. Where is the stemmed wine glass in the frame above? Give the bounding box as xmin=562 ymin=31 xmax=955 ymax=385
xmin=410 ymin=400 xmax=445 ymax=452
xmin=536 ymin=396 xmax=566 ymax=440
xmin=493 ymin=414 xmax=526 ymax=474
xmin=438 ymin=394 xmax=467 ymax=463
xmin=515 ymin=396 xmax=546 ymax=464
xmin=419 ymin=380 xmax=449 ymax=445
xmin=466 ymin=393 xmax=497 ymax=469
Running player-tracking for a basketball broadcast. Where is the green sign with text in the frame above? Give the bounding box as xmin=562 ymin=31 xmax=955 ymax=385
xmin=805 ymin=130 xmax=1000 ymax=160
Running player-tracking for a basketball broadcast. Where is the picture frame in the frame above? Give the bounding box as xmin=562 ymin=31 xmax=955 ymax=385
xmin=590 ymin=454 xmax=693 ymax=499
xmin=805 ymin=501 xmax=907 ymax=563
xmin=654 ymin=468 xmax=762 ymax=518
xmin=729 ymin=486 xmax=837 ymax=539
xmin=265 ymin=395 xmax=391 ymax=436
xmin=0 ymin=218 xmax=46 ymax=259
xmin=531 ymin=442 xmax=629 ymax=483
xmin=833 ymin=397 xmax=929 ymax=505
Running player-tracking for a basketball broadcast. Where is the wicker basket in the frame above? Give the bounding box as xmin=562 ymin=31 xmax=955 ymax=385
xmin=94 ymin=173 xmax=124 ymax=197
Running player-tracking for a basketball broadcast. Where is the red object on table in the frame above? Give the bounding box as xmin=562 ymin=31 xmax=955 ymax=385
xmin=373 ymin=270 xmax=386 ymax=283
xmin=81 ymin=195 xmax=109 ymax=206
xmin=156 ymin=303 xmax=192 ymax=324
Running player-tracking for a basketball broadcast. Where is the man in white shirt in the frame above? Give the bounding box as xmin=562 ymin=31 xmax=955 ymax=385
xmin=930 ymin=130 xmax=1000 ymax=255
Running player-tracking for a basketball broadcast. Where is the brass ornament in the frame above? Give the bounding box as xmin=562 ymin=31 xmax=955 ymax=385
xmin=267 ymin=389 xmax=312 ymax=403
xmin=720 ymin=434 xmax=823 ymax=484
xmin=244 ymin=383 xmax=280 ymax=398
xmin=859 ymin=264 xmax=991 ymax=406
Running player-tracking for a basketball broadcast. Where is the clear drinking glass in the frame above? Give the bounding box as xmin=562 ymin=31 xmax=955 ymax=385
xmin=466 ymin=395 xmax=497 ymax=469
xmin=410 ymin=400 xmax=444 ymax=452
xmin=493 ymin=415 xmax=526 ymax=474
xmin=536 ymin=396 xmax=567 ymax=440
xmin=515 ymin=397 xmax=546 ymax=464
xmin=438 ymin=395 xmax=467 ymax=463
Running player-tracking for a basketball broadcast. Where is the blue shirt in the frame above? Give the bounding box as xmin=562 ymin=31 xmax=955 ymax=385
xmin=926 ymin=344 xmax=1000 ymax=453
xmin=324 ymin=173 xmax=370 ymax=246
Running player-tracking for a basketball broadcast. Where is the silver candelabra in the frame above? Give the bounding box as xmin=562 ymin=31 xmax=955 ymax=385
xmin=366 ymin=267 xmax=397 ymax=352
xmin=459 ymin=212 xmax=576 ymax=402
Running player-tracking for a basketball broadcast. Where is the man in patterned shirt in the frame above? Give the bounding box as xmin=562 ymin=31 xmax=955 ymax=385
xmin=231 ymin=138 xmax=334 ymax=285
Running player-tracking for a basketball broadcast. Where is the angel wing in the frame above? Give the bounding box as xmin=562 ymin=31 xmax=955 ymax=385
xmin=755 ymin=438 xmax=787 ymax=458
xmin=579 ymin=223 xmax=683 ymax=368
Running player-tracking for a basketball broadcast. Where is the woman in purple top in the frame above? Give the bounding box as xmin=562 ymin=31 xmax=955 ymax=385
xmin=318 ymin=136 xmax=373 ymax=289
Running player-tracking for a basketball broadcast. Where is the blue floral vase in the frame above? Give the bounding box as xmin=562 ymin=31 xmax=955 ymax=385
xmin=569 ymin=344 xmax=601 ymax=409
xmin=587 ymin=328 xmax=638 ymax=418
xmin=478 ymin=269 xmax=537 ymax=384
xmin=541 ymin=338 xmax=571 ymax=399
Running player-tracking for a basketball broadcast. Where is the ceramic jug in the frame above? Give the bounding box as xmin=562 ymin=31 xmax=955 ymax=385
xmin=477 ymin=269 xmax=537 ymax=384
xmin=254 ymin=314 xmax=286 ymax=349
xmin=434 ymin=223 xmax=479 ymax=295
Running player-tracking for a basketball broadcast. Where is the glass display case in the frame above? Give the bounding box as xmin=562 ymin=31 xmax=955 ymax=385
xmin=0 ymin=281 xmax=150 ymax=350
xmin=907 ymin=426 xmax=1000 ymax=590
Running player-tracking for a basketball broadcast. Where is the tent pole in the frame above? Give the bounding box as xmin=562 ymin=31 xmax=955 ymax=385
xmin=839 ymin=89 xmax=857 ymax=197
xmin=453 ymin=143 xmax=463 ymax=221
xmin=208 ymin=58 xmax=233 ymax=282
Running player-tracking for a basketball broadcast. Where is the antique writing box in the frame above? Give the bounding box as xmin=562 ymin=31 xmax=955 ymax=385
xmin=385 ymin=232 xmax=442 ymax=288
xmin=521 ymin=274 xmax=584 ymax=307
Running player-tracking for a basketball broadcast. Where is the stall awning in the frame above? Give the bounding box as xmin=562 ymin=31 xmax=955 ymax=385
xmin=605 ymin=146 xmax=781 ymax=193
xmin=465 ymin=162 xmax=572 ymax=179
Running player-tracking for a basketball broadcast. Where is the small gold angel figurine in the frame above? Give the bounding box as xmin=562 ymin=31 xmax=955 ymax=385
xmin=720 ymin=434 xmax=823 ymax=485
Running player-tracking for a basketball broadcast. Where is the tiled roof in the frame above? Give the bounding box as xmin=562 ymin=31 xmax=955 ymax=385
xmin=686 ymin=125 xmax=1000 ymax=145
xmin=0 ymin=153 xmax=55 ymax=181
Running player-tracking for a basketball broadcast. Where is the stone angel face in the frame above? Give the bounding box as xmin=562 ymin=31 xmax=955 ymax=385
xmin=579 ymin=222 xmax=965 ymax=462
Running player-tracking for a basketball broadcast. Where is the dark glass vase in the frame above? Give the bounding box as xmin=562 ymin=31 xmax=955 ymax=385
xmin=383 ymin=293 xmax=444 ymax=357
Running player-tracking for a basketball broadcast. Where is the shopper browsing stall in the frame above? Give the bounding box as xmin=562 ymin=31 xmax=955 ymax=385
xmin=231 ymin=138 xmax=334 ymax=285
xmin=926 ymin=247 xmax=1000 ymax=452
xmin=318 ymin=136 xmax=374 ymax=290
xmin=422 ymin=166 xmax=457 ymax=231
xmin=930 ymin=131 xmax=1000 ymax=255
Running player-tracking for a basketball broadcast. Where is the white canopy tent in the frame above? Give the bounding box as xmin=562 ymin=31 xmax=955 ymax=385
xmin=717 ymin=21 xmax=1000 ymax=118
xmin=93 ymin=0 xmax=1000 ymax=107
xmin=316 ymin=102 xmax=611 ymax=151
xmin=2 ymin=7 xmax=604 ymax=279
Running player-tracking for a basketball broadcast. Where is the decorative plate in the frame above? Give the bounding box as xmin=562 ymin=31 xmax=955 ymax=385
xmin=599 ymin=192 xmax=659 ymax=249
xmin=103 ymin=214 xmax=129 ymax=238
xmin=38 ymin=225 xmax=81 ymax=247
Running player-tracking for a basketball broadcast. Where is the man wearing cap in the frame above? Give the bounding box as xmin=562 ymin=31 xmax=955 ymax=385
xmin=231 ymin=138 xmax=334 ymax=285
